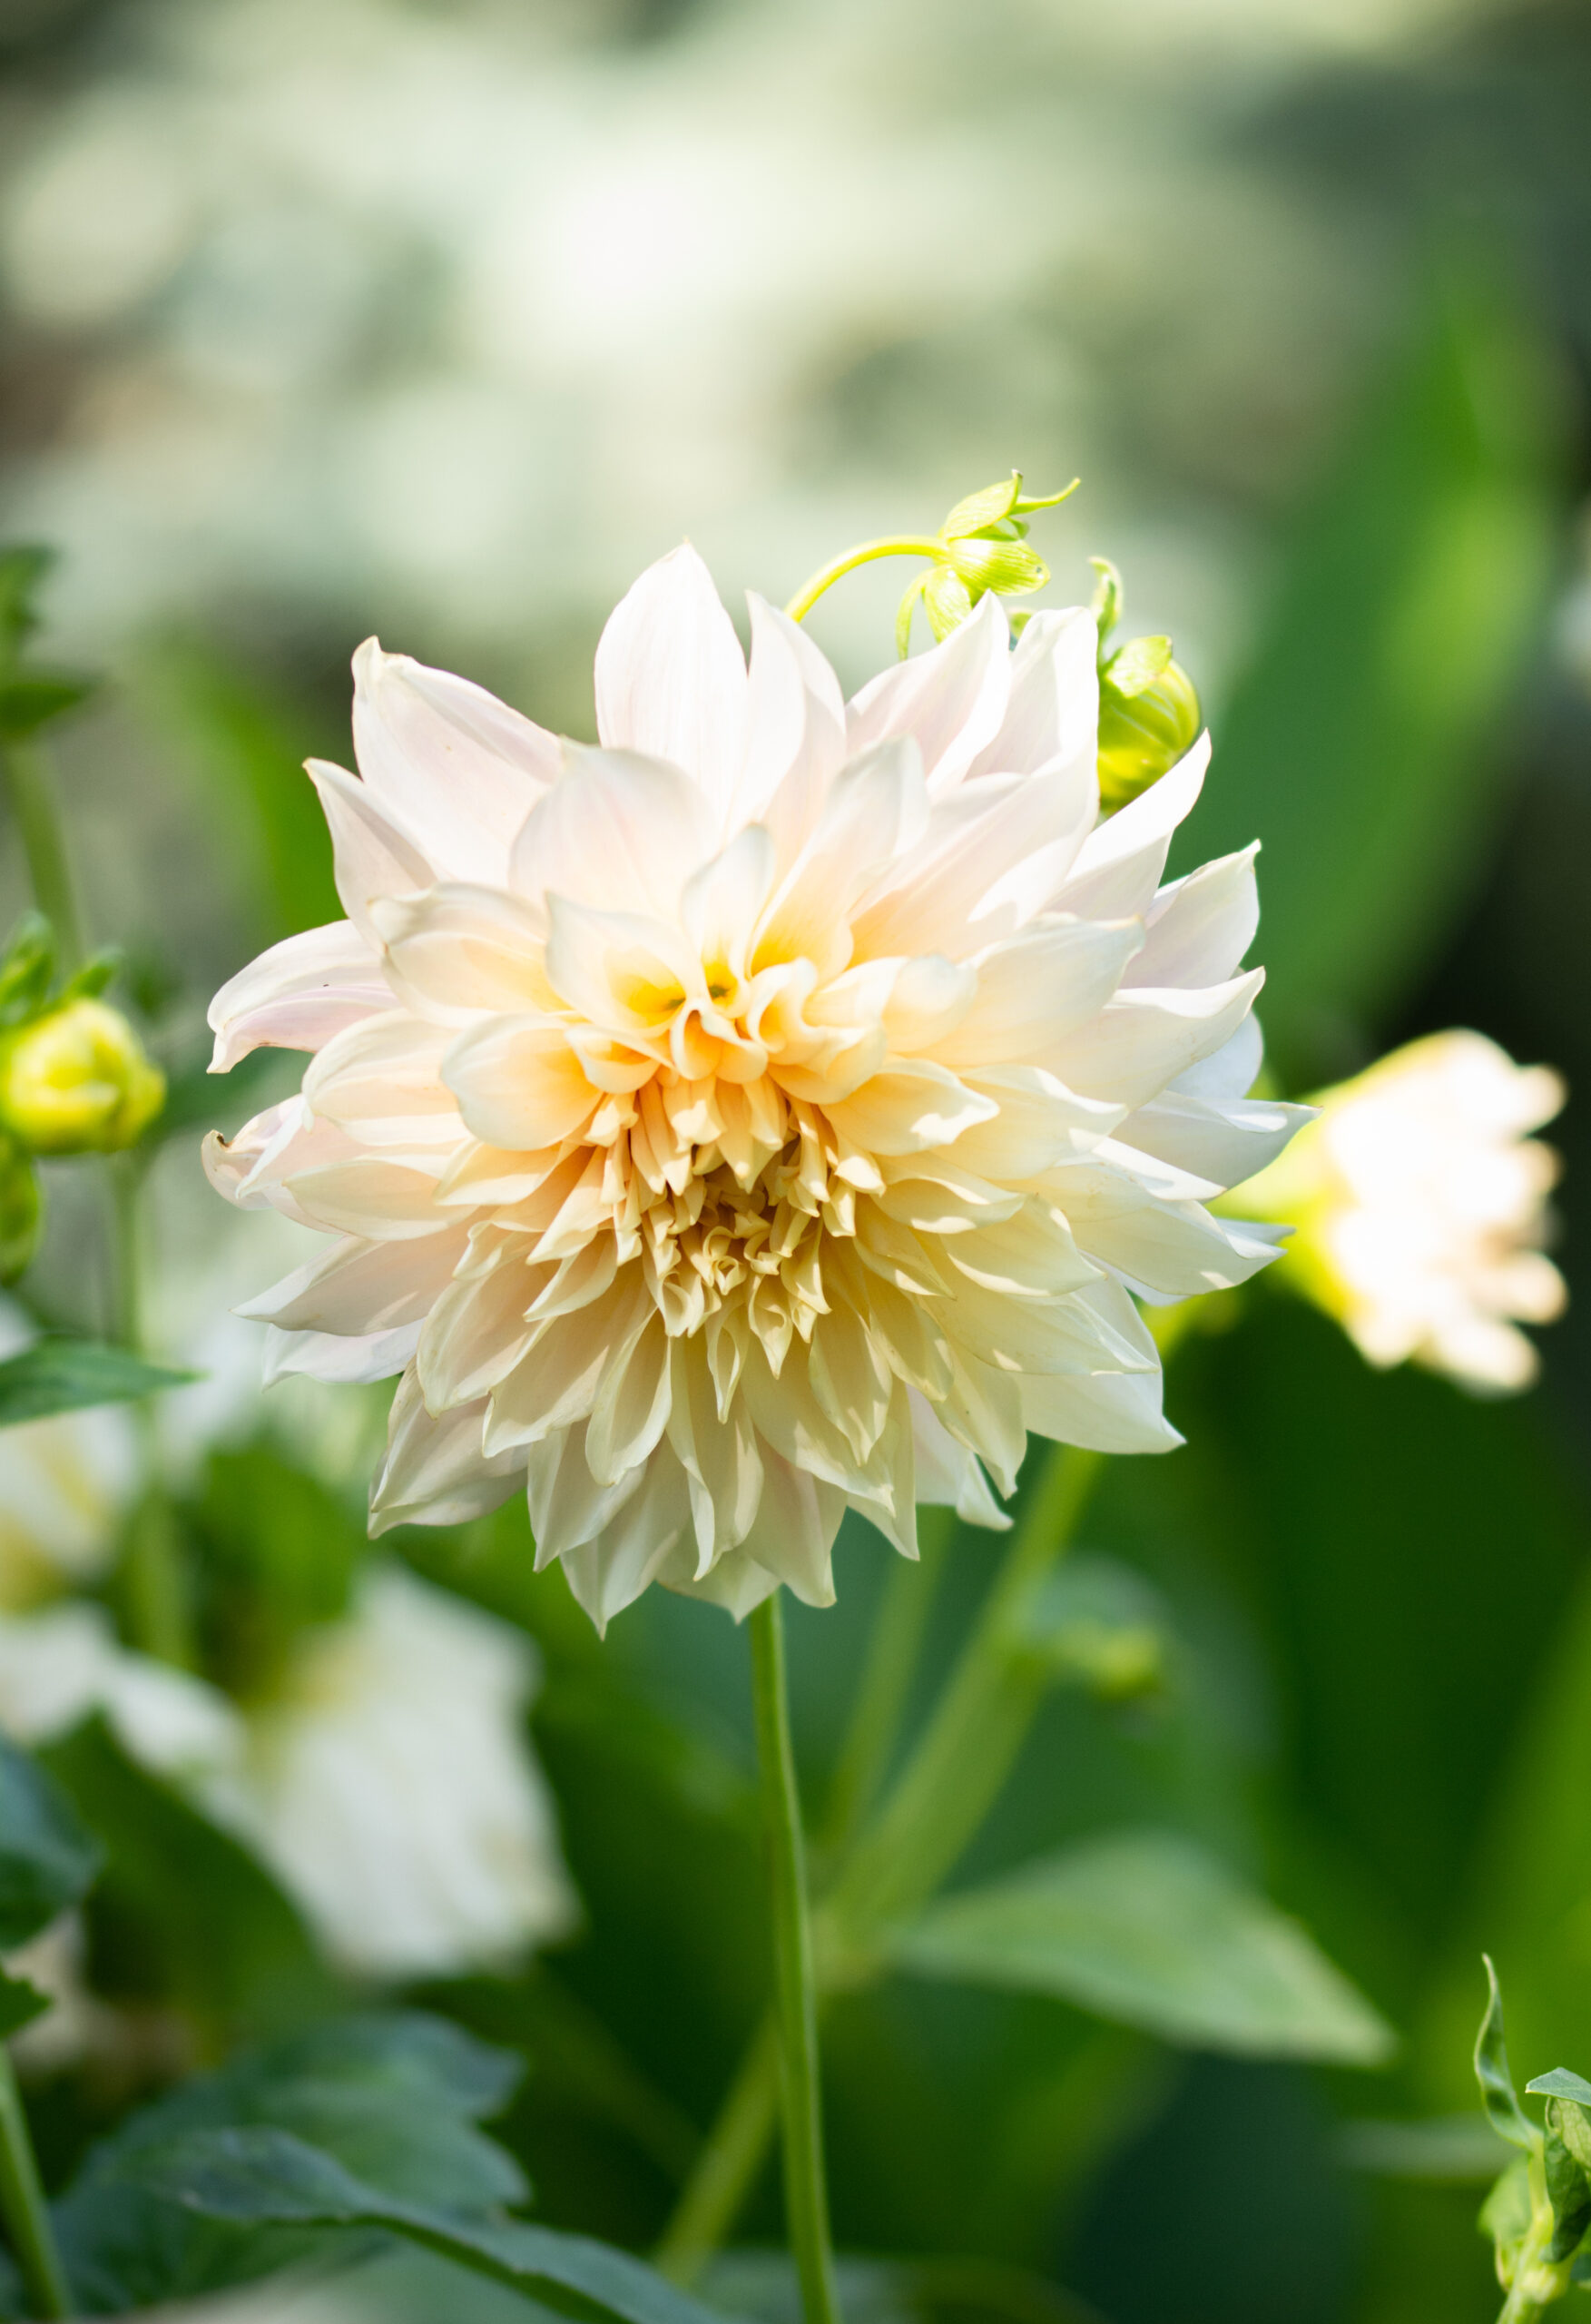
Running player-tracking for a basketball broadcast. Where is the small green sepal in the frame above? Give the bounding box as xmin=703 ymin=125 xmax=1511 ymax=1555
xmin=1476 ymin=1956 xmax=1537 ymax=2152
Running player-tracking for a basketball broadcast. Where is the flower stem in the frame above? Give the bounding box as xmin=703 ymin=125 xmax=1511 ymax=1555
xmin=0 ymin=2052 xmax=71 ymax=2319
xmin=0 ymin=743 xmax=83 ymax=970
xmin=662 ymin=1451 xmax=1103 ymax=2275
xmin=785 ymin=538 xmax=945 ymax=626
xmin=830 ymin=1443 xmax=1101 ymax=1935
xmin=748 ymin=1590 xmax=842 ymax=2324
xmin=655 ymin=2014 xmax=779 ymax=2282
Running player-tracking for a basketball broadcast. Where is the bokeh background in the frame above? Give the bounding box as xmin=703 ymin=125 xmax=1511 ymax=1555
xmin=3 ymin=1 xmax=1591 ymax=2320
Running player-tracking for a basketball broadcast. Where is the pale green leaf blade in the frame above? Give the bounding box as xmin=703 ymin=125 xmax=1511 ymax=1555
xmin=1527 ymin=2071 xmax=1591 ymax=2105
xmin=0 ymin=1340 xmax=197 ymax=1427
xmin=1475 ymin=1955 xmax=1537 ymax=2151
xmin=887 ymin=1828 xmax=1393 ymax=2063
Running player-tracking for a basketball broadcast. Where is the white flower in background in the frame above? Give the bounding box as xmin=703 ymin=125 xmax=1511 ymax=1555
xmin=205 ymin=549 xmax=1303 ymax=1628
xmin=201 ymin=1567 xmax=577 ymax=1979
xmin=0 ymin=1573 xmax=575 ymax=1981
xmin=1238 ymin=1029 xmax=1566 ymax=1392
xmin=2 ymin=1914 xmax=120 ymax=2075
xmin=0 ymin=1304 xmax=138 ymax=1610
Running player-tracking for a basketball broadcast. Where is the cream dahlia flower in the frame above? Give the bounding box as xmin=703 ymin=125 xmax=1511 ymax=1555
xmin=206 ymin=551 xmax=1302 ymax=1628
xmin=199 ymin=1566 xmax=577 ymax=1979
xmin=0 ymin=1571 xmax=575 ymax=1979
xmin=1238 ymin=1029 xmax=1566 ymax=1392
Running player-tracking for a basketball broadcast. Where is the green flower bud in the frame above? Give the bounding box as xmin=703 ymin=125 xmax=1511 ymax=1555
xmin=0 ymin=1139 xmax=41 ymax=1285
xmin=1096 ymin=642 xmax=1202 ymax=812
xmin=0 ymin=997 xmax=164 ymax=1156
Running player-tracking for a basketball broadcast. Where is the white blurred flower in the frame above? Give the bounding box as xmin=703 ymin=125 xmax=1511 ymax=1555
xmin=2 ymin=1913 xmax=121 ymax=2076
xmin=206 ymin=549 xmax=1301 ymax=1628
xmin=201 ymin=1567 xmax=577 ymax=1979
xmin=1239 ymin=1029 xmax=1566 ymax=1391
xmin=0 ymin=1574 xmax=575 ymax=1982
xmin=0 ymin=1304 xmax=139 ymax=1611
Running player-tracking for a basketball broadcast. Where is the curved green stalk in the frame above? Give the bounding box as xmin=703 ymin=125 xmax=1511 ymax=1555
xmin=0 ymin=2053 xmax=71 ymax=2318
xmin=784 ymin=538 xmax=946 ymax=625
xmin=749 ymin=1592 xmax=841 ymax=2324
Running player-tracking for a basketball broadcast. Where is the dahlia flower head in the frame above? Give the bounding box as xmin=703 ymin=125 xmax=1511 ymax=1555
xmin=206 ymin=549 xmax=1302 ymax=1629
xmin=1242 ymin=1029 xmax=1566 ymax=1393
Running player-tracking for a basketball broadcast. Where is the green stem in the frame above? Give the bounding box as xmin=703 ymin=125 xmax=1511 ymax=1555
xmin=830 ymin=1443 xmax=1101 ymax=1936
xmin=655 ymin=2015 xmax=779 ymax=2282
xmin=661 ymin=1448 xmax=1103 ymax=2273
xmin=107 ymin=1152 xmax=195 ymax=1669
xmin=785 ymin=537 xmax=945 ymax=626
xmin=748 ymin=1592 xmax=841 ymax=2324
xmin=820 ymin=1510 xmax=952 ymax=1865
xmin=0 ymin=2053 xmax=71 ymax=2319
xmin=0 ymin=743 xmax=82 ymax=970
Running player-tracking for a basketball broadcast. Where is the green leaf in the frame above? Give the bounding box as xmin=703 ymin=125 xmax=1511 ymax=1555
xmin=1479 ymin=2154 xmax=1534 ymax=2254
xmin=41 ymin=1717 xmax=333 ymax=2039
xmin=1476 ymin=1955 xmax=1537 ymax=2151
xmin=54 ymin=2012 xmax=530 ymax=2313
xmin=887 ymin=1828 xmax=1394 ymax=2063
xmin=1546 ymin=2116 xmax=1591 ymax=2262
xmin=0 ymin=674 xmax=93 ymax=741
xmin=0 ymin=1339 xmax=198 ymax=1427
xmin=1548 ymin=2098 xmax=1591 ymax=2181
xmin=0 ymin=912 xmax=54 ymax=1025
xmin=0 ymin=1969 xmax=51 ymax=2040
xmin=1178 ymin=267 xmax=1559 ymax=1074
xmin=1102 ymin=635 xmax=1174 ymax=697
xmin=940 ymin=475 xmax=1022 ymax=539
xmin=103 ymin=2124 xmax=733 ymax=2324
xmin=0 ymin=547 xmax=52 ymax=662
xmin=1528 ymin=2071 xmax=1591 ymax=2106
xmin=0 ymin=1731 xmax=101 ymax=1947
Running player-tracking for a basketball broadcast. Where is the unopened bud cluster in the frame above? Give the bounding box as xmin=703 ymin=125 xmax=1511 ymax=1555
xmin=0 ymin=913 xmax=163 ymax=1283
xmin=899 ymin=471 xmax=1077 ymax=651
xmin=1089 ymin=558 xmax=1202 ymax=812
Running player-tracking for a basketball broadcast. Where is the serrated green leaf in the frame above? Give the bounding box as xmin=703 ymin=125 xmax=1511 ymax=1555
xmin=0 ymin=1969 xmax=51 ymax=2040
xmin=105 ymin=2124 xmax=733 ymax=2324
xmin=888 ymin=1828 xmax=1394 ymax=2063
xmin=940 ymin=475 xmax=1022 ymax=539
xmin=0 ymin=1732 xmax=101 ymax=1948
xmin=0 ymin=674 xmax=93 ymax=740
xmin=1476 ymin=1956 xmax=1537 ymax=2151
xmin=0 ymin=1340 xmax=198 ymax=1427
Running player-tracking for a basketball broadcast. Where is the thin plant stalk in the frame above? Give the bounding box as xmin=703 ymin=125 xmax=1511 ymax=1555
xmin=0 ymin=742 xmax=82 ymax=970
xmin=660 ymin=1445 xmax=1103 ymax=2276
xmin=0 ymin=2052 xmax=71 ymax=2319
xmin=748 ymin=1591 xmax=842 ymax=2324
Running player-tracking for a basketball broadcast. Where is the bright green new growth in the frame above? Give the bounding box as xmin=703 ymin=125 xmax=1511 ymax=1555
xmin=1473 ymin=1958 xmax=1591 ymax=2321
xmin=1089 ymin=556 xmax=1203 ymax=812
xmin=783 ymin=469 xmax=1078 ymax=649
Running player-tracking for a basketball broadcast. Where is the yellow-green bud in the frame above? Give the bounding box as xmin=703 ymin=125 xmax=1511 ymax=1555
xmin=0 ymin=998 xmax=164 ymax=1155
xmin=0 ymin=1140 xmax=41 ymax=1284
xmin=1096 ymin=638 xmax=1201 ymax=812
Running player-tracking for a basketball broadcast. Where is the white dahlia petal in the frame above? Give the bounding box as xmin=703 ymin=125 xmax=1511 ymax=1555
xmin=207 ymin=919 xmax=391 ymax=1071
xmin=594 ymin=545 xmax=750 ymax=828
xmin=209 ymin=547 xmax=1301 ymax=1624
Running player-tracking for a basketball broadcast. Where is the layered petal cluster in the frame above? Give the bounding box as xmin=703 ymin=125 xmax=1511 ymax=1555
xmin=1240 ymin=1029 xmax=1566 ymax=1392
xmin=207 ymin=550 xmax=1300 ymax=1628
